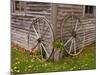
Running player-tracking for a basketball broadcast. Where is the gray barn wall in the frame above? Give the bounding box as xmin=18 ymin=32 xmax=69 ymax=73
xmin=54 ymin=4 xmax=96 ymax=46
xmin=11 ymin=1 xmax=96 ymax=50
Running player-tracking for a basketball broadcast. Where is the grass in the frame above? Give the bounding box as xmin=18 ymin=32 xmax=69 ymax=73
xmin=11 ymin=43 xmax=96 ymax=74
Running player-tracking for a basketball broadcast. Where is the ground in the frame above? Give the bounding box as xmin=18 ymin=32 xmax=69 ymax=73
xmin=11 ymin=43 xmax=96 ymax=74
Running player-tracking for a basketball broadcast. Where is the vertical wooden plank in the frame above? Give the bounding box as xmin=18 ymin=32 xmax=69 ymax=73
xmin=51 ymin=3 xmax=58 ymax=39
xmin=82 ymin=5 xmax=85 ymax=17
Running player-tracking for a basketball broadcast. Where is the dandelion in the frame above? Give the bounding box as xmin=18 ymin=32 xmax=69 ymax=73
xmin=25 ymin=69 xmax=27 ymax=72
xmin=28 ymin=65 xmax=32 ymax=69
xmin=15 ymin=62 xmax=18 ymax=65
xmin=28 ymin=69 xmax=31 ymax=71
xmin=78 ymin=68 xmax=81 ymax=70
xmin=85 ymin=64 xmax=88 ymax=66
xmin=14 ymin=66 xmax=17 ymax=70
xmin=15 ymin=58 xmax=19 ymax=61
xmin=70 ymin=68 xmax=74 ymax=71
xmin=28 ymin=65 xmax=31 ymax=68
xmin=73 ymin=66 xmax=76 ymax=69
xmin=17 ymin=61 xmax=20 ymax=64
xmin=16 ymin=70 xmax=20 ymax=72
xmin=44 ymin=63 xmax=47 ymax=67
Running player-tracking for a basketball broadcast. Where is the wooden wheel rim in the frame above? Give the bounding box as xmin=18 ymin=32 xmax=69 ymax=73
xmin=61 ymin=15 xmax=85 ymax=56
xmin=28 ymin=17 xmax=54 ymax=60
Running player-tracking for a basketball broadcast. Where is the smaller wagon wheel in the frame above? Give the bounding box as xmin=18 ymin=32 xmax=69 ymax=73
xmin=61 ymin=15 xmax=85 ymax=56
xmin=28 ymin=17 xmax=54 ymax=61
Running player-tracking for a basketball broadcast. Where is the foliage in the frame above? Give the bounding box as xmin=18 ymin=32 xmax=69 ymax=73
xmin=11 ymin=43 xmax=96 ymax=74
xmin=53 ymin=40 xmax=64 ymax=50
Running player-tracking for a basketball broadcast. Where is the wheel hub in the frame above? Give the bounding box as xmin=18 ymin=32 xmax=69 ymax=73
xmin=37 ymin=38 xmax=44 ymax=43
xmin=71 ymin=31 xmax=76 ymax=38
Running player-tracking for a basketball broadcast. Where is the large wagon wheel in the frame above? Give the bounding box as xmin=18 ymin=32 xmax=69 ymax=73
xmin=28 ymin=17 xmax=54 ymax=61
xmin=61 ymin=15 xmax=85 ymax=56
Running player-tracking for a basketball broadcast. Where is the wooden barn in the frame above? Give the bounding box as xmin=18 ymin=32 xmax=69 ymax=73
xmin=11 ymin=0 xmax=96 ymax=59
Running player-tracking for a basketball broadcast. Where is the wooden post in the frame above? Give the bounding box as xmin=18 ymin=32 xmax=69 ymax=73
xmin=51 ymin=3 xmax=58 ymax=40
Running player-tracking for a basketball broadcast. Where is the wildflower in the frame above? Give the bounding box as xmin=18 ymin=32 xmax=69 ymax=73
xmin=73 ymin=66 xmax=76 ymax=69
xmin=64 ymin=62 xmax=67 ymax=64
xmin=17 ymin=61 xmax=20 ymax=64
xmin=70 ymin=68 xmax=74 ymax=71
xmin=78 ymin=68 xmax=81 ymax=70
xmin=28 ymin=69 xmax=31 ymax=71
xmin=15 ymin=58 xmax=19 ymax=61
xmin=15 ymin=62 xmax=18 ymax=65
xmin=85 ymin=64 xmax=88 ymax=66
xmin=44 ymin=63 xmax=47 ymax=67
xmin=28 ymin=65 xmax=32 ymax=68
xmin=16 ymin=70 xmax=20 ymax=72
xmin=14 ymin=66 xmax=17 ymax=70
xmin=25 ymin=69 xmax=27 ymax=72
xmin=31 ymin=59 xmax=34 ymax=62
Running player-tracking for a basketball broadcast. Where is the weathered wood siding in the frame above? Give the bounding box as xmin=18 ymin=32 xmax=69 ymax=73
xmin=11 ymin=1 xmax=96 ymax=50
xmin=11 ymin=1 xmax=53 ymax=50
xmin=55 ymin=4 xmax=83 ymax=39
xmin=82 ymin=18 xmax=96 ymax=46
xmin=55 ymin=4 xmax=96 ymax=47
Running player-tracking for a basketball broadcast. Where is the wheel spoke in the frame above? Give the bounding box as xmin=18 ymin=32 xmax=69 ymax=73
xmin=69 ymin=39 xmax=73 ymax=54
xmin=74 ymin=20 xmax=78 ymax=31
xmin=37 ymin=19 xmax=41 ymax=37
xmin=32 ymin=25 xmax=39 ymax=38
xmin=41 ymin=43 xmax=49 ymax=58
xmin=41 ymin=27 xmax=49 ymax=39
xmin=28 ymin=17 xmax=53 ymax=60
xmin=39 ymin=43 xmax=43 ymax=58
xmin=73 ymin=38 xmax=76 ymax=54
xmin=42 ymin=39 xmax=53 ymax=57
xmin=64 ymin=37 xmax=73 ymax=46
xmin=61 ymin=15 xmax=84 ymax=56
xmin=42 ymin=40 xmax=49 ymax=46
xmin=76 ymin=26 xmax=82 ymax=32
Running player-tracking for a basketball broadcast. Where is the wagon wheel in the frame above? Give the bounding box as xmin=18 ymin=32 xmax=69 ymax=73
xmin=61 ymin=15 xmax=85 ymax=56
xmin=28 ymin=17 xmax=54 ymax=61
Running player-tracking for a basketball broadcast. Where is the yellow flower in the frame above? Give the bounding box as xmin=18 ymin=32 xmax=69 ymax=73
xmin=31 ymin=59 xmax=34 ymax=62
xmin=44 ymin=63 xmax=47 ymax=67
xmin=28 ymin=65 xmax=32 ymax=68
xmin=70 ymin=68 xmax=74 ymax=71
xmin=17 ymin=61 xmax=20 ymax=64
xmin=73 ymin=66 xmax=76 ymax=69
xmin=15 ymin=62 xmax=18 ymax=65
xmin=25 ymin=69 xmax=27 ymax=71
xmin=64 ymin=62 xmax=67 ymax=64
xmin=78 ymin=68 xmax=81 ymax=70
xmin=16 ymin=70 xmax=20 ymax=72
xmin=14 ymin=66 xmax=17 ymax=69
xmin=28 ymin=69 xmax=31 ymax=71
xmin=85 ymin=64 xmax=88 ymax=66
xmin=15 ymin=58 xmax=18 ymax=61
